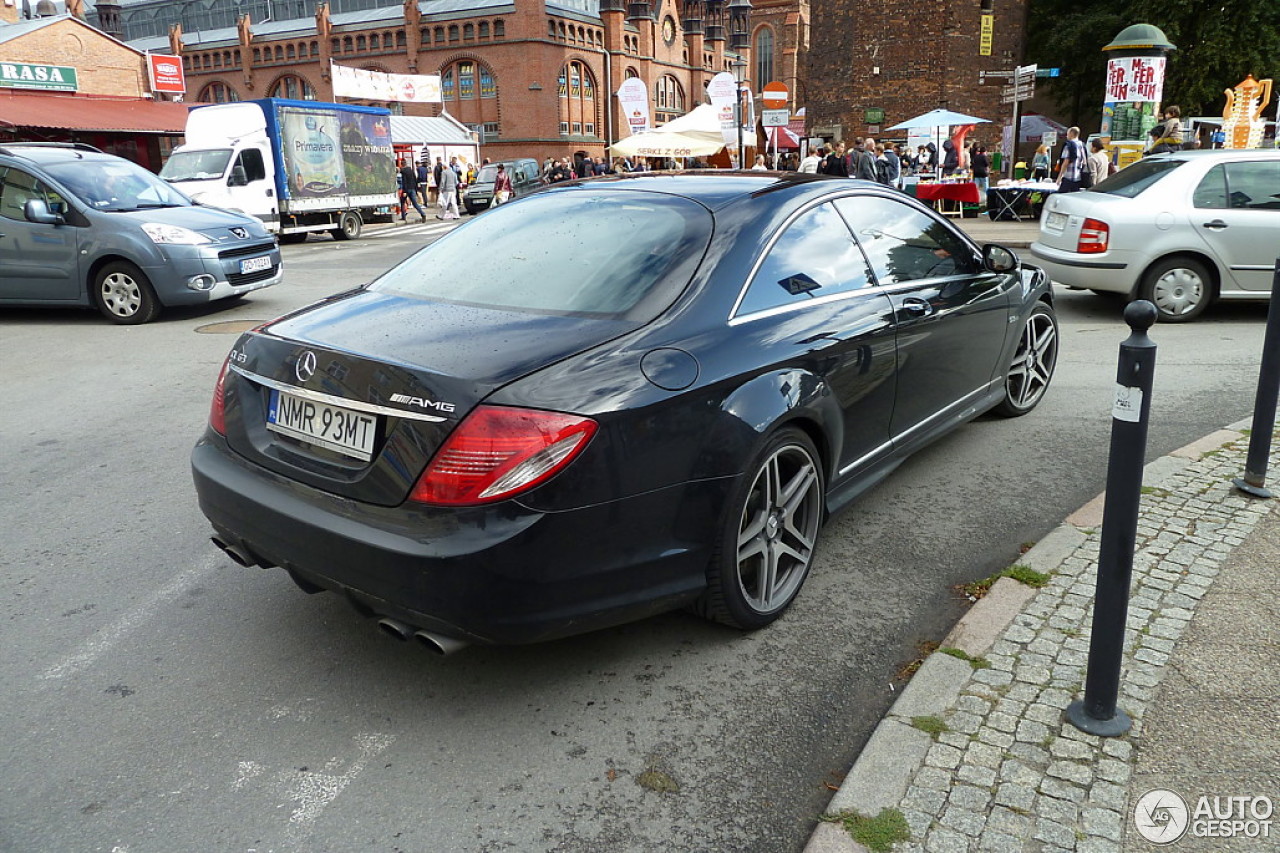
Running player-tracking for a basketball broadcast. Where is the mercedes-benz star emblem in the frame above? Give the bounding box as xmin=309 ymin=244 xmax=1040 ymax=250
xmin=295 ymin=350 xmax=317 ymax=383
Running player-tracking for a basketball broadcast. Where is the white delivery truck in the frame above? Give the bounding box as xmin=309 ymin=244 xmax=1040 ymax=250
xmin=160 ymin=98 xmax=397 ymax=241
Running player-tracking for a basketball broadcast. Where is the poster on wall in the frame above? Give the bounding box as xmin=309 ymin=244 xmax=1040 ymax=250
xmin=1101 ymin=56 xmax=1166 ymax=142
xmin=331 ymin=62 xmax=442 ymax=103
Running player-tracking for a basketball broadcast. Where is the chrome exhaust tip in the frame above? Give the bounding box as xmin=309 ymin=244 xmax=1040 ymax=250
xmin=413 ymin=629 xmax=469 ymax=656
xmin=376 ymin=617 xmax=414 ymax=641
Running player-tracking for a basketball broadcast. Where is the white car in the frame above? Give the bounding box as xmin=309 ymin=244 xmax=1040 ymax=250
xmin=1030 ymin=149 xmax=1280 ymax=322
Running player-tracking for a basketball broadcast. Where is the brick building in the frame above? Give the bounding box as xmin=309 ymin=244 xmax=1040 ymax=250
xmin=805 ymin=0 xmax=1028 ymax=148
xmin=0 ymin=2 xmax=190 ymax=169
xmin=90 ymin=0 xmax=795 ymax=164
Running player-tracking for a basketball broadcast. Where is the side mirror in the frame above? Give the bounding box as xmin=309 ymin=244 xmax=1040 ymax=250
xmin=228 ymin=164 xmax=249 ymax=187
xmin=983 ymin=243 xmax=1020 ymax=273
xmin=23 ymin=197 xmax=63 ymax=225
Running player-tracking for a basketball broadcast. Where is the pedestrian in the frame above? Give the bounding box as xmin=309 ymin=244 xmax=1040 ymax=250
xmin=1031 ymin=144 xmax=1050 ymax=181
xmin=971 ymin=144 xmax=990 ymax=199
xmin=1056 ymin=126 xmax=1088 ymax=193
xmin=823 ymin=142 xmax=848 ymax=177
xmin=398 ymin=157 xmax=426 ymax=222
xmin=491 ymin=162 xmax=514 ymax=206
xmin=798 ymin=147 xmax=823 ymax=173
xmin=750 ymin=154 xmax=768 ymax=171
xmin=882 ymin=143 xmax=902 ymax=188
xmin=436 ymin=161 xmax=460 ymax=219
xmin=941 ymin=139 xmax=959 ymax=176
xmin=547 ymin=159 xmax=573 ymax=182
xmin=416 ymin=157 xmax=430 ymax=206
xmin=1087 ymin=138 xmax=1109 ymax=187
xmin=432 ymin=156 xmax=445 ymax=201
xmin=851 ymin=138 xmax=877 ymax=181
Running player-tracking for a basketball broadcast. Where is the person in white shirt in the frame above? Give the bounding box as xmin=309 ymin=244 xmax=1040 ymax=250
xmin=1087 ymin=138 xmax=1110 ymax=187
xmin=750 ymin=155 xmax=768 ymax=171
xmin=798 ymin=148 xmax=823 ymax=173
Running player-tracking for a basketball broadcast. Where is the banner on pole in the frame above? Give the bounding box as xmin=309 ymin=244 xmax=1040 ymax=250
xmin=616 ymin=78 xmax=652 ymax=135
xmin=707 ymin=71 xmax=739 ymax=147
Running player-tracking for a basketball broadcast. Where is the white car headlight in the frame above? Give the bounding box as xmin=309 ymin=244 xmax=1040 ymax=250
xmin=141 ymin=223 xmax=214 ymax=245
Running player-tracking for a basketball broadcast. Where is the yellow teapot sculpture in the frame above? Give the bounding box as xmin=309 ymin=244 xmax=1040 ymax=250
xmin=1222 ymin=74 xmax=1273 ymax=149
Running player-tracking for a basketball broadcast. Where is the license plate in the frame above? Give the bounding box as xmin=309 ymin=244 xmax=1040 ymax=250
xmin=240 ymin=256 xmax=272 ymax=274
xmin=1045 ymin=211 xmax=1067 ymax=230
xmin=267 ymin=390 xmax=377 ymax=461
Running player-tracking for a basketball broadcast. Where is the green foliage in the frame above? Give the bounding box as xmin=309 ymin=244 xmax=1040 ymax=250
xmin=911 ymin=715 xmax=950 ymax=737
xmin=938 ymin=647 xmax=992 ymax=670
xmin=1027 ymin=0 xmax=1280 ymax=123
xmin=823 ymin=809 xmax=912 ymax=852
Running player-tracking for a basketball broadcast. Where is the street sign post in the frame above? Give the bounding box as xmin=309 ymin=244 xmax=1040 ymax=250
xmin=762 ymin=81 xmax=788 ymax=110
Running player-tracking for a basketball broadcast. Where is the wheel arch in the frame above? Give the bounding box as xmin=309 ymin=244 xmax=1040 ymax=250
xmin=85 ymin=254 xmax=166 ymax=305
xmin=1137 ymin=250 xmax=1222 ymax=301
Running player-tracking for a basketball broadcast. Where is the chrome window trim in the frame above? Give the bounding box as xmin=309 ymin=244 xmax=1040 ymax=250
xmin=229 ymin=364 xmax=450 ymax=424
xmin=728 ymin=285 xmax=889 ymax=326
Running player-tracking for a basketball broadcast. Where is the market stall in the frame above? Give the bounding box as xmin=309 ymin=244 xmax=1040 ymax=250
xmin=986 ymin=181 xmax=1058 ymax=221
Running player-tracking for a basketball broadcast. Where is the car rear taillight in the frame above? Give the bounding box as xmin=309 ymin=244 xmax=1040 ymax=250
xmin=209 ymin=355 xmax=231 ymax=435
xmin=410 ymin=405 xmax=598 ymax=506
xmin=1077 ymin=218 xmax=1110 ymax=254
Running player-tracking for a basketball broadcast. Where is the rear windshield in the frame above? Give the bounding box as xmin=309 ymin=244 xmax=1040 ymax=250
xmin=371 ymin=189 xmax=713 ymax=320
xmin=1092 ymin=158 xmax=1185 ymax=198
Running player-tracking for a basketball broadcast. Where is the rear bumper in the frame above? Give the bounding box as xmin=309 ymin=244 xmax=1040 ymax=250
xmin=191 ymin=434 xmax=730 ymax=645
xmin=1028 ymin=241 xmax=1135 ymax=295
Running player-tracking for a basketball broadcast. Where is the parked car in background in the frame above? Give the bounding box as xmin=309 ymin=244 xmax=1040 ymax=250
xmin=192 ymin=172 xmax=1057 ymax=653
xmin=1030 ymin=149 xmax=1280 ymax=322
xmin=462 ymin=158 xmax=541 ymax=214
xmin=0 ymin=142 xmax=281 ymax=324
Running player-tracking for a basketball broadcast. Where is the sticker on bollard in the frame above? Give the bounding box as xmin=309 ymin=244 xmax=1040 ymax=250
xmin=1112 ymin=385 xmax=1143 ymax=422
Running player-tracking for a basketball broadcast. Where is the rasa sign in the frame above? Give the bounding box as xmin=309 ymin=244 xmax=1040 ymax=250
xmin=0 ymin=62 xmax=78 ymax=92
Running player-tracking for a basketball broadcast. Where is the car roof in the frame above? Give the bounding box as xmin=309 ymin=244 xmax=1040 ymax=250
xmin=542 ymin=170 xmax=859 ymax=211
xmin=1156 ymin=148 xmax=1280 ymax=162
xmin=0 ymin=143 xmax=117 ymax=166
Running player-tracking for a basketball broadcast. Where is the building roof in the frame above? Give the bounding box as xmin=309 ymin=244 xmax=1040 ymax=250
xmin=389 ymin=113 xmax=475 ymax=145
xmin=0 ymin=16 xmax=67 ymax=45
xmin=0 ymin=90 xmax=192 ymax=133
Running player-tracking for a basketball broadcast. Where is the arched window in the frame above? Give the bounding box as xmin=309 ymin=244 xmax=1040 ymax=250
xmin=269 ymin=74 xmax=317 ymax=100
xmin=754 ymin=26 xmax=775 ymax=89
xmin=479 ymin=22 xmax=489 ymax=38
xmin=448 ymin=24 xmax=459 ymax=41
xmin=494 ymin=19 xmax=505 ymax=37
xmin=558 ymin=60 xmax=598 ymax=138
xmin=369 ymin=33 xmax=380 ymax=49
xmin=356 ymin=35 xmax=366 ymax=50
xmin=463 ymin=23 xmax=474 ymax=40
xmin=655 ymin=75 xmax=684 ymax=123
xmin=198 ymin=82 xmax=240 ymax=103
xmin=286 ymin=44 xmax=295 ymax=60
xmin=439 ymin=58 xmax=500 ymax=131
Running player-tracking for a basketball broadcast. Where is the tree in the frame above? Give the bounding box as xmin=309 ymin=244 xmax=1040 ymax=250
xmin=1028 ymin=0 xmax=1280 ymax=124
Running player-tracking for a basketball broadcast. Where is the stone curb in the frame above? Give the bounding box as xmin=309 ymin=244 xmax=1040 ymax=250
xmin=804 ymin=425 xmax=1251 ymax=853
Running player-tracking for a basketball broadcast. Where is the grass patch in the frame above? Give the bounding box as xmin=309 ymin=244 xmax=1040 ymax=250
xmin=957 ymin=564 xmax=1052 ymax=600
xmin=896 ymin=640 xmax=940 ymax=681
xmin=823 ymin=809 xmax=911 ymax=852
xmin=1139 ymin=486 xmax=1170 ymax=497
xmin=938 ymin=646 xmax=991 ymax=670
xmin=910 ymin=715 xmax=950 ymax=737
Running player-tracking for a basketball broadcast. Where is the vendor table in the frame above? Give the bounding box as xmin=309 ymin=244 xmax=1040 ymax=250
xmin=986 ymin=184 xmax=1058 ymax=222
xmin=914 ymin=181 xmax=982 ymax=216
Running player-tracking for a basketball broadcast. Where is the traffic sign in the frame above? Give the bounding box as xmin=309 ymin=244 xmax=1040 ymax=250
xmin=762 ymin=81 xmax=788 ymax=109
xmin=762 ymin=109 xmax=790 ymax=128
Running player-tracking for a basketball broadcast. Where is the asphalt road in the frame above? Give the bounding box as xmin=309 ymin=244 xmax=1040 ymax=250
xmin=0 ymin=223 xmax=1270 ymax=853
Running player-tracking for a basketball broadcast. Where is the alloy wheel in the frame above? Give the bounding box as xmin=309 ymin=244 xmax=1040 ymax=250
xmin=735 ymin=444 xmax=822 ymax=614
xmin=1006 ymin=309 xmax=1058 ymax=411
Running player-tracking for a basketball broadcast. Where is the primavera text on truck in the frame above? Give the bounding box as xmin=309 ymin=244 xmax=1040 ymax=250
xmin=160 ymin=98 xmax=397 ymax=242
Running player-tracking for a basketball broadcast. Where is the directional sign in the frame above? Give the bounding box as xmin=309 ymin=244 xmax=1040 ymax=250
xmin=762 ymin=109 xmax=790 ymax=128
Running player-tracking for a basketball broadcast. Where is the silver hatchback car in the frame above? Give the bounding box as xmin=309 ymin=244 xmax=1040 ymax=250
xmin=0 ymin=142 xmax=281 ymax=324
xmin=1030 ymin=149 xmax=1280 ymax=322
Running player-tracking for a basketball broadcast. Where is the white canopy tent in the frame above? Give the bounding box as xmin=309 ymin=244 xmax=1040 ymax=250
xmin=608 ymin=104 xmax=727 ymax=158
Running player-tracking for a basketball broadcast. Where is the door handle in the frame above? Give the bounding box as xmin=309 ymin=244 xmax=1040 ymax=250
xmin=1202 ymin=219 xmax=1228 ymax=230
xmin=900 ymin=297 xmax=934 ymax=317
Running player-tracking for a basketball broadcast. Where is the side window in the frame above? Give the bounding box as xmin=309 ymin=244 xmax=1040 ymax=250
xmin=736 ymin=202 xmax=873 ymax=317
xmin=0 ymin=167 xmax=55 ymax=221
xmin=835 ymin=196 xmax=980 ymax=284
xmin=1192 ymin=164 xmax=1227 ymax=209
xmin=1224 ymin=161 xmax=1280 ymax=210
xmin=238 ymin=148 xmax=267 ymax=182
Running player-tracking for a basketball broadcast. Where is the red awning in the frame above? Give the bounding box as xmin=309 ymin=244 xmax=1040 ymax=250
xmin=766 ymin=126 xmax=802 ymax=149
xmin=0 ymin=91 xmax=193 ymax=134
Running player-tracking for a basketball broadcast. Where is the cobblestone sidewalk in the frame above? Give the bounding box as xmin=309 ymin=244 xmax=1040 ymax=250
xmin=808 ymin=425 xmax=1280 ymax=853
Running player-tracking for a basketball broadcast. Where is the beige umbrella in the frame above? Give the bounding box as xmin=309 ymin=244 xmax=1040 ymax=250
xmin=609 ymin=104 xmax=727 ymax=158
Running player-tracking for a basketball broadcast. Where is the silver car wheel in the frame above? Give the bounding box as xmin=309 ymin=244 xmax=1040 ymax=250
xmin=735 ymin=443 xmax=822 ymax=614
xmin=1007 ymin=309 xmax=1057 ymax=410
xmin=1151 ymin=266 xmax=1205 ymax=318
xmin=100 ymin=271 xmax=142 ymax=318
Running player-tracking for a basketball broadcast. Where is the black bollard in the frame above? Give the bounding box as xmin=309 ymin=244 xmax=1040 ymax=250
xmin=1232 ymin=260 xmax=1280 ymax=499
xmin=1066 ymin=300 xmax=1159 ymax=737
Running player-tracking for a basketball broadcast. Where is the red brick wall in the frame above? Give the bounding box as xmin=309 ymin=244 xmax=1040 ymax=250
xmin=805 ymin=0 xmax=1028 ymax=150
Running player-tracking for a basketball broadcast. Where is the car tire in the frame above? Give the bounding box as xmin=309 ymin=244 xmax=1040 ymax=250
xmin=93 ymin=261 xmax=161 ymax=325
xmin=993 ymin=302 xmax=1058 ymax=417
xmin=694 ymin=426 xmax=825 ymax=630
xmin=1141 ymin=256 xmax=1213 ymax=323
xmin=332 ymin=211 xmax=362 ymax=241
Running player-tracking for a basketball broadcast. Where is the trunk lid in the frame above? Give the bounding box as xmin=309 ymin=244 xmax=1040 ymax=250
xmin=219 ymin=289 xmax=635 ymax=505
